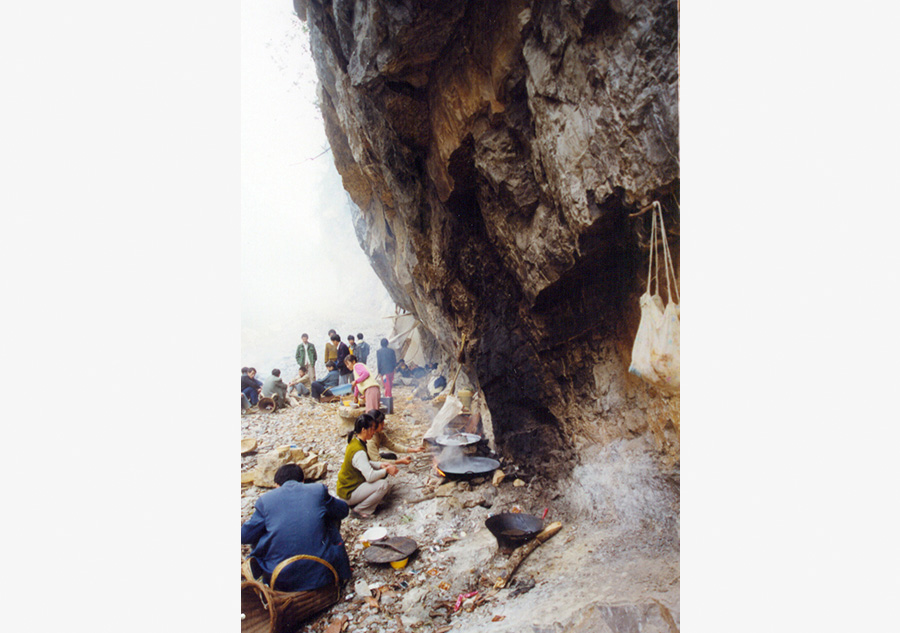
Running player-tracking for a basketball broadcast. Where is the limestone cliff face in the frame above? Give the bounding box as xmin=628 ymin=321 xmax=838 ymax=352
xmin=297 ymin=0 xmax=680 ymax=474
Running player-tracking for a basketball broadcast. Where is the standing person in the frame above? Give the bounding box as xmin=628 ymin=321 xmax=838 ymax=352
xmin=347 ymin=334 xmax=357 ymax=357
xmin=262 ymin=368 xmax=289 ymax=409
xmin=311 ymin=361 xmax=340 ymax=401
xmin=242 ymin=367 xmax=263 ymax=405
xmin=376 ymin=339 xmax=397 ymax=399
xmin=345 ymin=354 xmax=380 ymax=413
xmin=355 ymin=333 xmax=370 ymax=364
xmin=241 ymin=464 xmax=351 ymax=591
xmin=295 ymin=333 xmax=317 ymax=382
xmin=333 ymin=334 xmax=352 ymax=385
xmin=336 ymin=414 xmax=399 ymax=518
xmin=324 ymin=329 xmax=338 ymax=366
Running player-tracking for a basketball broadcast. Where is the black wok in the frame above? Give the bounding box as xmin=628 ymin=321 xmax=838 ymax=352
xmin=436 ymin=455 xmax=500 ymax=479
xmin=485 ymin=512 xmax=543 ymax=552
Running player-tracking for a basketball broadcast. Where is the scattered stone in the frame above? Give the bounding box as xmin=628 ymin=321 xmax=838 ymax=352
xmin=492 ymin=469 xmax=506 ymax=486
xmin=240 ymin=438 xmax=257 ymax=454
xmin=355 ymin=579 xmax=371 ymax=598
xmin=434 ymin=482 xmax=456 ymax=497
xmin=241 ymin=471 xmax=255 ymax=485
xmin=513 ymin=478 xmax=526 ymax=487
xmin=253 ymin=447 xmax=295 ymax=488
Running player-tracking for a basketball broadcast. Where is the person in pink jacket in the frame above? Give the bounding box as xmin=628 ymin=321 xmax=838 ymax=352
xmin=344 ymin=354 xmax=381 ymax=412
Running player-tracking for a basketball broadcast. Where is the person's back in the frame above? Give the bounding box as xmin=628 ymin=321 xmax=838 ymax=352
xmin=262 ymin=372 xmax=286 ymax=399
xmin=241 ymin=473 xmax=350 ymax=591
xmin=377 ymin=345 xmax=397 ymax=375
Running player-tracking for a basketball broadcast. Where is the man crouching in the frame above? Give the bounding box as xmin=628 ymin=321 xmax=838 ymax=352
xmin=241 ymin=464 xmax=351 ymax=591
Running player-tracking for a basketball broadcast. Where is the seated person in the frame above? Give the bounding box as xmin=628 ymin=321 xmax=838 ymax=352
xmin=336 ymin=413 xmax=400 ymax=518
xmin=261 ymin=368 xmax=290 ymax=409
xmin=288 ymin=365 xmax=311 ymax=397
xmin=311 ymin=361 xmax=340 ymax=401
xmin=241 ymin=367 xmax=262 ymax=405
xmin=241 ymin=464 xmax=351 ymax=591
xmin=365 ymin=409 xmax=426 ymax=464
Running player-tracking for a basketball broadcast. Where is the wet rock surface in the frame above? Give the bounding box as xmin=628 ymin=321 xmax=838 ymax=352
xmin=241 ymin=387 xmax=678 ymax=631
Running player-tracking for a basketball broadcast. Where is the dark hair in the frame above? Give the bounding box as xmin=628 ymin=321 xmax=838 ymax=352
xmin=325 ymin=361 xmax=336 ymax=369
xmin=241 ymin=367 xmax=249 ymax=374
xmin=348 ymin=335 xmax=355 ymax=341
xmin=301 ymin=333 xmax=308 ymax=338
xmin=274 ymin=464 xmax=304 ymax=485
xmin=357 ymin=333 xmax=364 ymax=340
xmin=272 ymin=368 xmax=281 ymax=377
xmin=371 ymin=409 xmax=385 ymax=425
xmin=345 ymin=354 xmax=357 ymax=364
xmin=350 ymin=413 xmax=377 ymax=443
xmin=299 ymin=365 xmax=308 ymax=373
xmin=249 ymin=367 xmax=257 ymax=373
xmin=331 ymin=334 xmax=340 ymax=342
xmin=381 ymin=338 xmax=389 ymax=347
xmin=328 ymin=329 xmax=336 ymax=336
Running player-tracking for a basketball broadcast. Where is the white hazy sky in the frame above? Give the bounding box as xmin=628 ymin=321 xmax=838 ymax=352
xmin=241 ymin=1 xmax=395 ymax=375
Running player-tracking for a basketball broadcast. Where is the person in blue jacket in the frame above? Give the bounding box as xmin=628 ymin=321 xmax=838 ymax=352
xmin=241 ymin=463 xmax=352 ymax=591
xmin=311 ymin=361 xmax=340 ymax=401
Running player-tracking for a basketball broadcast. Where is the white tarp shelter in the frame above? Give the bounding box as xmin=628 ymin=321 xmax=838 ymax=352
xmin=386 ymin=313 xmax=430 ymax=367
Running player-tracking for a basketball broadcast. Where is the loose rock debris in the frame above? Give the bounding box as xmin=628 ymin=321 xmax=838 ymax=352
xmin=241 ymin=385 xmax=680 ymax=632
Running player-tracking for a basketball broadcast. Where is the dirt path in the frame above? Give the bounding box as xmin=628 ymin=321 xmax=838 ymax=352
xmin=241 ymin=386 xmax=679 ymax=632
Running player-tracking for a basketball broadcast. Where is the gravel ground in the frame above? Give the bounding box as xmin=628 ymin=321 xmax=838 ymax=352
xmin=241 ymin=385 xmax=680 ymax=632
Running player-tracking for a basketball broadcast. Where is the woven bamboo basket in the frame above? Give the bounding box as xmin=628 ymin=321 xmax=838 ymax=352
xmin=241 ymin=555 xmax=341 ymax=633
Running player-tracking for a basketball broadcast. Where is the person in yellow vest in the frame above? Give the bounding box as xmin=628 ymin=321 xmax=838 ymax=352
xmin=345 ymin=354 xmax=381 ymax=412
xmin=336 ymin=413 xmax=399 ymax=518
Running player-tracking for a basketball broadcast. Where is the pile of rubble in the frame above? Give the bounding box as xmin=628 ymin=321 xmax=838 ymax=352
xmin=240 ymin=386 xmax=680 ymax=632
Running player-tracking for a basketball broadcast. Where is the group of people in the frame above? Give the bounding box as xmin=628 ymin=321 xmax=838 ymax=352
xmin=241 ymin=365 xmax=314 ymax=411
xmin=295 ymin=329 xmax=400 ymax=405
xmin=241 ymin=400 xmax=424 ymax=593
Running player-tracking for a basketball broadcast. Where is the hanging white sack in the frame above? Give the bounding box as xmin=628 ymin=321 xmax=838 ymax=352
xmin=629 ymin=202 xmax=680 ymax=391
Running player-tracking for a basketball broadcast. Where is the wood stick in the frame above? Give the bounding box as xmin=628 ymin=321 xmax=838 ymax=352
xmin=495 ymin=521 xmax=562 ymax=589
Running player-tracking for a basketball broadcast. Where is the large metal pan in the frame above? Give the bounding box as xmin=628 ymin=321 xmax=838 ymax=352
xmin=435 ymin=432 xmax=481 ymax=447
xmin=436 ymin=455 xmax=500 ymax=479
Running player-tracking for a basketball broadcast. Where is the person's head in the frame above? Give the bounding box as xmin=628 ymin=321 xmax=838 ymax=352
xmin=274 ymin=463 xmax=304 ymax=486
xmin=325 ymin=361 xmax=336 ymax=371
xmin=347 ymin=335 xmax=355 ymax=344
xmin=298 ymin=365 xmax=308 ymax=375
xmin=328 ymin=329 xmax=336 ymax=337
xmin=371 ymin=409 xmax=386 ymax=431
xmin=249 ymin=367 xmax=257 ymax=377
xmin=241 ymin=367 xmax=249 ymax=375
xmin=357 ymin=333 xmax=364 ymax=341
xmin=331 ymin=334 xmax=340 ymax=343
xmin=344 ymin=354 xmax=357 ymax=370
xmin=272 ymin=368 xmax=281 ymax=377
xmin=381 ymin=338 xmax=389 ymax=348
xmin=301 ymin=333 xmax=309 ymax=343
xmin=352 ymin=413 xmax=378 ymax=442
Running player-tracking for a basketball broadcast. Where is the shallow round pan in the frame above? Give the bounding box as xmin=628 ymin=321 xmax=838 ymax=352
xmin=436 ymin=455 xmax=499 ymax=477
xmin=435 ymin=432 xmax=481 ymax=447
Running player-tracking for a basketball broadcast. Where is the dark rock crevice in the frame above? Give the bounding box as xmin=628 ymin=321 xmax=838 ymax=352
xmin=299 ymin=0 xmax=680 ymax=475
